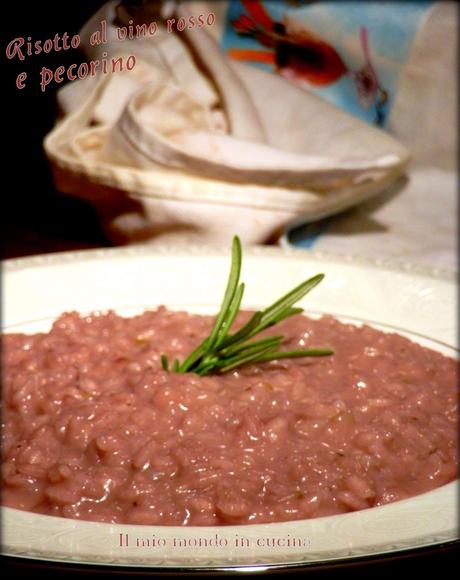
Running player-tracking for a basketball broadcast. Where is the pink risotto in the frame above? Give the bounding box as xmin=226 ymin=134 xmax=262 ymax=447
xmin=2 ymin=308 xmax=458 ymax=525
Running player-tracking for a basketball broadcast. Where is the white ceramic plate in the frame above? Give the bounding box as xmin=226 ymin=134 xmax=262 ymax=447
xmin=2 ymin=245 xmax=458 ymax=570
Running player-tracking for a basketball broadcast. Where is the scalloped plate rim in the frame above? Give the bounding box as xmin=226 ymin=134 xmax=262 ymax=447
xmin=2 ymin=245 xmax=457 ymax=568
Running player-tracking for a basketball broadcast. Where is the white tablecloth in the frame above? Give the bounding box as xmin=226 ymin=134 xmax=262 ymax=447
xmin=283 ymin=166 xmax=457 ymax=271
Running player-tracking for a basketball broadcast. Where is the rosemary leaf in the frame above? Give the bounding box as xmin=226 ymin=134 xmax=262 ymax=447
xmin=255 ymin=348 xmax=334 ymax=362
xmin=178 ymin=342 xmax=206 ymax=373
xmin=219 ymin=311 xmax=264 ymax=349
xmin=220 ymin=334 xmax=284 ymax=358
xmin=162 ymin=235 xmax=333 ymax=376
xmin=255 ymin=274 xmax=325 ymax=332
xmin=214 ymin=282 xmax=245 ymax=349
xmin=217 ymin=344 xmax=279 ymax=374
xmin=161 ymin=355 xmax=169 ymax=371
xmin=270 ymin=306 xmax=304 ymax=324
xmin=205 ymin=236 xmax=242 ymax=352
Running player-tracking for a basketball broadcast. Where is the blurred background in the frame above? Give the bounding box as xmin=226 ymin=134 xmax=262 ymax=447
xmin=4 ymin=1 xmax=109 ymax=258
xmin=3 ymin=1 xmax=457 ymax=265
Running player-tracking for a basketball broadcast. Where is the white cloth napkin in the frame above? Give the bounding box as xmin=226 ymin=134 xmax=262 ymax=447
xmin=44 ymin=1 xmax=409 ymax=245
xmin=284 ymin=166 xmax=457 ymax=271
xmin=284 ymin=2 xmax=457 ymax=270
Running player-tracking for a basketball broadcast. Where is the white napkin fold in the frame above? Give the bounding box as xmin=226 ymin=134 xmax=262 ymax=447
xmin=44 ymin=0 xmax=409 ymax=245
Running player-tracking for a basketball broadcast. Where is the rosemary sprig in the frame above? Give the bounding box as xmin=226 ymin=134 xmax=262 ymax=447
xmin=161 ymin=236 xmax=333 ymax=375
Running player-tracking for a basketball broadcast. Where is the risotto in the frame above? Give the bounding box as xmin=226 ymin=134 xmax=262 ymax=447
xmin=2 ymin=308 xmax=457 ymax=525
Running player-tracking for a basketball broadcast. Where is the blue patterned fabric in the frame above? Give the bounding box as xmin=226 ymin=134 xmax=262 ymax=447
xmin=221 ymin=0 xmax=434 ymax=127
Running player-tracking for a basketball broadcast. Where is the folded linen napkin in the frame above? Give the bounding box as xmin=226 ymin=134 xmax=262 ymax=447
xmin=44 ymin=1 xmax=410 ymax=245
